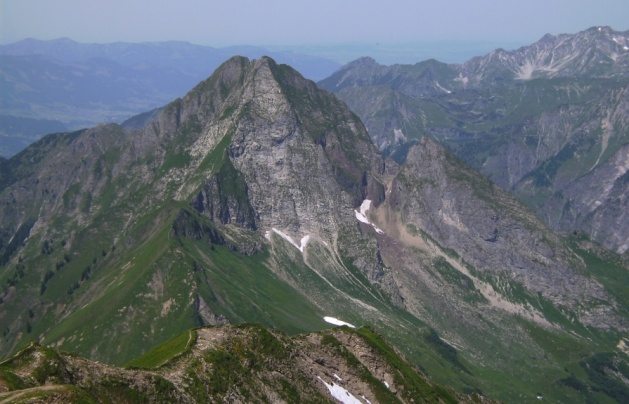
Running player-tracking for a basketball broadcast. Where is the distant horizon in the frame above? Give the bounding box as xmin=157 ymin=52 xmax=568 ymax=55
xmin=3 ymin=0 xmax=629 ymax=52
xmin=1 ymin=35 xmax=536 ymax=65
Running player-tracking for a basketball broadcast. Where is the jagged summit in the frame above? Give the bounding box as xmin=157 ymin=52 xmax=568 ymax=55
xmin=323 ymin=26 xmax=629 ymax=96
xmin=461 ymin=25 xmax=629 ymax=82
xmin=146 ymin=55 xmax=383 ymax=236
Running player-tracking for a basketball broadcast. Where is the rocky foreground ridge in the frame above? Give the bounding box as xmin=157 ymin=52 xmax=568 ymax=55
xmin=0 ymin=324 xmax=493 ymax=403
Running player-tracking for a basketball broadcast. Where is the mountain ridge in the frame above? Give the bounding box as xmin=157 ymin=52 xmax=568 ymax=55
xmin=0 ymin=324 xmax=492 ymax=403
xmin=460 ymin=26 xmax=629 ymax=83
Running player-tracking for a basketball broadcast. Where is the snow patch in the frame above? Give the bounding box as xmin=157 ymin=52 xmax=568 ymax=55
xmin=355 ymin=200 xmax=372 ymax=224
xmin=324 ymin=316 xmax=356 ymax=328
xmin=354 ymin=200 xmax=384 ymax=234
xmin=618 ymin=338 xmax=629 ymax=355
xmin=433 ymin=81 xmax=452 ymax=94
xmin=268 ymin=228 xmax=310 ymax=252
xmin=383 ymin=381 xmax=390 ymax=388
xmin=454 ymin=74 xmax=468 ymax=86
xmin=318 ymin=377 xmax=362 ymax=404
xmin=333 ymin=373 xmax=343 ymax=382
xmin=362 ymin=396 xmax=372 ymax=404
xmin=300 ymin=235 xmax=310 ymax=251
xmin=393 ymin=128 xmax=407 ymax=144
xmin=624 ymin=46 xmax=629 ymax=51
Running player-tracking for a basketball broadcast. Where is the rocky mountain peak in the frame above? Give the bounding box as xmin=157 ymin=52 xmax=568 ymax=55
xmin=461 ymin=25 xmax=629 ymax=82
xmin=318 ymin=56 xmax=389 ymax=92
xmin=185 ymin=55 xmax=384 ymax=241
xmin=350 ymin=56 xmax=379 ymax=67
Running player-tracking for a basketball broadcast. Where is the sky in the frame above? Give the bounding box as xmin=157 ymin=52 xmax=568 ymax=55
xmin=2 ymin=0 xmax=629 ymax=48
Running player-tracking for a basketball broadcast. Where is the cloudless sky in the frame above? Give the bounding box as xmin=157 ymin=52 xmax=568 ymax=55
xmin=2 ymin=0 xmax=628 ymax=47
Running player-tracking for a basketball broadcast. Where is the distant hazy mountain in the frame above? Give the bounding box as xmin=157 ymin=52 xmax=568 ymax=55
xmin=270 ymin=40 xmax=528 ymax=65
xmin=0 ymin=115 xmax=68 ymax=157
xmin=319 ymin=26 xmax=629 ymax=255
xmin=0 ymin=38 xmax=341 ymax=80
xmin=0 ymin=38 xmax=340 ymax=156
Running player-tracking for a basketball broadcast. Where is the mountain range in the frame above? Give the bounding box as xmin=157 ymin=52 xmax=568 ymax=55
xmin=0 ymin=27 xmax=628 ymax=403
xmin=319 ymin=25 xmax=629 ymax=256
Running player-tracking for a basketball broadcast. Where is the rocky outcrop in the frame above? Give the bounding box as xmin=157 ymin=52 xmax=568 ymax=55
xmin=172 ymin=209 xmax=226 ymax=245
xmin=0 ymin=326 xmax=490 ymax=404
xmin=192 ymin=160 xmax=257 ymax=230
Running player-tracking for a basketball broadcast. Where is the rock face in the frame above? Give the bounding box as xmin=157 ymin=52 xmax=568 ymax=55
xmin=511 ymin=84 xmax=629 ymax=254
xmin=0 ymin=55 xmax=628 ymax=402
xmin=210 ymin=56 xmax=382 ymax=239
xmin=193 ymin=160 xmax=258 ymax=230
xmin=383 ymin=138 xmax=613 ymax=327
xmin=319 ymin=26 xmax=629 ymax=254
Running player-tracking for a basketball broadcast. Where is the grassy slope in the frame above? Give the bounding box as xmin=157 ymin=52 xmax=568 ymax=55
xmin=19 ymin=195 xmax=629 ymax=402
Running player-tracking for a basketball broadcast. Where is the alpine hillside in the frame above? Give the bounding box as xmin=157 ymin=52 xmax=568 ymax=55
xmin=0 ymin=55 xmax=628 ymax=403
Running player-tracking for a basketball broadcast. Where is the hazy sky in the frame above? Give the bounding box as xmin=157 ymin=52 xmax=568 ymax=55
xmin=2 ymin=0 xmax=629 ymax=47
